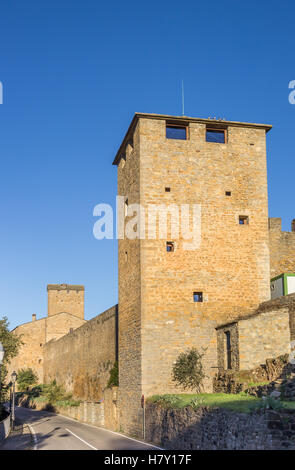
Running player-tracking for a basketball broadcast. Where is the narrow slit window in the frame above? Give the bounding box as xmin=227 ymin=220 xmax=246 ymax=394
xmin=193 ymin=292 xmax=203 ymax=302
xmin=166 ymin=241 xmax=174 ymax=252
xmin=239 ymin=215 xmax=249 ymax=225
xmin=125 ymin=198 xmax=129 ymax=217
xmin=166 ymin=124 xmax=188 ymax=140
xmin=206 ymin=128 xmax=226 ymax=143
xmin=225 ymin=331 xmax=232 ymax=370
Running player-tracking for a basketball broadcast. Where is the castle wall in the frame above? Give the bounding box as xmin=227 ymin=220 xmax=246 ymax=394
xmin=269 ymin=218 xmax=295 ymax=278
xmin=7 ymin=312 xmax=86 ymax=384
xmin=43 ymin=305 xmax=118 ymax=400
xmin=45 ymin=311 xmax=86 ymax=343
xmin=7 ymin=318 xmax=46 ymax=383
xmin=47 ymin=284 xmax=84 ymax=319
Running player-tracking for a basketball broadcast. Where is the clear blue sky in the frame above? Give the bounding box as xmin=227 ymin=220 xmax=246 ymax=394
xmin=0 ymin=0 xmax=294 ymax=329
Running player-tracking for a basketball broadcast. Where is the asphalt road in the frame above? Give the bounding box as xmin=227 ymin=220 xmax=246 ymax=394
xmin=8 ymin=407 xmax=162 ymax=450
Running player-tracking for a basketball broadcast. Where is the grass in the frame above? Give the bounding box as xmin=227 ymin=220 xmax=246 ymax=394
xmin=148 ymin=393 xmax=295 ymax=413
xmin=246 ymin=382 xmax=270 ymax=387
xmin=282 ymin=401 xmax=295 ymax=410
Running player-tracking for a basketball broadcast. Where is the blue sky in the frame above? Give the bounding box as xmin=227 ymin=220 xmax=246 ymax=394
xmin=0 ymin=0 xmax=294 ymax=329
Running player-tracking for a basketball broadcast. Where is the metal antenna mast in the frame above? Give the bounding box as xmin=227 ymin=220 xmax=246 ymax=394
xmin=181 ymin=80 xmax=185 ymax=116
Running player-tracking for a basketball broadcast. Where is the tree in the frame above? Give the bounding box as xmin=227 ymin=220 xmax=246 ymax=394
xmin=0 ymin=316 xmax=22 ymax=398
xmin=172 ymin=348 xmax=206 ymax=392
xmin=17 ymin=368 xmax=38 ymax=392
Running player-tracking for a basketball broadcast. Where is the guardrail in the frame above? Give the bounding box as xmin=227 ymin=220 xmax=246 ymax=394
xmin=0 ymin=413 xmax=11 ymax=441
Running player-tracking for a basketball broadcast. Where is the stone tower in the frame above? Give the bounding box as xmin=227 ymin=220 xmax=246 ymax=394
xmin=47 ymin=284 xmax=84 ymax=320
xmin=113 ymin=113 xmax=272 ymax=435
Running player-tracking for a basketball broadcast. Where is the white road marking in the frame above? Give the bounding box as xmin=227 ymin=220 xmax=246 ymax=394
xmin=65 ymin=428 xmax=98 ymax=450
xmin=56 ymin=412 xmax=163 ymax=450
xmin=27 ymin=424 xmax=38 ymax=450
xmin=90 ymin=425 xmax=164 ymax=450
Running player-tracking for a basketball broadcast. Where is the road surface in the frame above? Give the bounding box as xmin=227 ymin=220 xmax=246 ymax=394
xmin=4 ymin=406 xmax=162 ymax=450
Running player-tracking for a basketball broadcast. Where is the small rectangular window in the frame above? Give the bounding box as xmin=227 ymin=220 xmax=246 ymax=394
xmin=206 ymin=128 xmax=226 ymax=143
xmin=166 ymin=124 xmax=188 ymax=140
xmin=193 ymin=292 xmax=203 ymax=302
xmin=165 ymin=187 xmax=171 ymax=192
xmin=225 ymin=191 xmax=231 ymax=196
xmin=239 ymin=215 xmax=249 ymax=225
xmin=166 ymin=241 xmax=174 ymax=252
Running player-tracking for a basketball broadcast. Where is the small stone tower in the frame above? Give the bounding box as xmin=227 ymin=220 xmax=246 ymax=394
xmin=47 ymin=284 xmax=84 ymax=319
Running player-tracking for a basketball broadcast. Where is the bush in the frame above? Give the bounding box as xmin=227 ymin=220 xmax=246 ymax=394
xmin=42 ymin=380 xmax=69 ymax=404
xmin=151 ymin=394 xmax=182 ymax=407
xmin=190 ymin=396 xmax=205 ymax=408
xmin=172 ymin=348 xmax=206 ymax=392
xmin=29 ymin=385 xmax=43 ymax=397
xmin=17 ymin=368 xmax=38 ymax=392
xmin=107 ymin=361 xmax=119 ymax=388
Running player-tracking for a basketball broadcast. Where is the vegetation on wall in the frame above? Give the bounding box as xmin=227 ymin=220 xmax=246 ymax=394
xmin=107 ymin=361 xmax=119 ymax=388
xmin=19 ymin=380 xmax=81 ymax=408
xmin=172 ymin=348 xmax=206 ymax=392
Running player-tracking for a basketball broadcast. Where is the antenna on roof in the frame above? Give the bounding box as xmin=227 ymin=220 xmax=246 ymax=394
xmin=181 ymin=80 xmax=185 ymax=116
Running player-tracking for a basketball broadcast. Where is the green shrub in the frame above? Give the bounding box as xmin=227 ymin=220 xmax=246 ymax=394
xmin=42 ymin=380 xmax=68 ymax=404
xmin=190 ymin=396 xmax=205 ymax=408
xmin=172 ymin=348 xmax=206 ymax=392
xmin=107 ymin=361 xmax=119 ymax=388
xmin=150 ymin=394 xmax=182 ymax=407
xmin=17 ymin=368 xmax=38 ymax=392
xmin=29 ymin=385 xmax=43 ymax=397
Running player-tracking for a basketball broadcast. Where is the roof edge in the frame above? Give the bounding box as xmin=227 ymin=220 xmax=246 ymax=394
xmin=112 ymin=112 xmax=273 ymax=165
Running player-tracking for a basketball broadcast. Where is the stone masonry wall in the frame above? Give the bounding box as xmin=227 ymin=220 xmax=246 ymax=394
xmin=139 ymin=117 xmax=270 ymax=399
xmin=43 ymin=305 xmax=118 ymax=401
xmin=18 ymin=396 xmax=105 ymax=428
xmin=216 ymin=295 xmax=295 ymax=373
xmin=115 ymin=114 xmax=271 ymax=436
xmin=7 ymin=312 xmax=85 ymax=384
xmin=7 ymin=318 xmax=45 ymax=383
xmin=269 ymin=217 xmax=295 ymax=278
xmin=47 ymin=284 xmax=84 ymax=319
xmin=145 ymin=402 xmax=295 ymax=450
xmin=117 ymin=121 xmax=142 ymax=436
xmin=238 ymin=308 xmax=290 ymax=370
